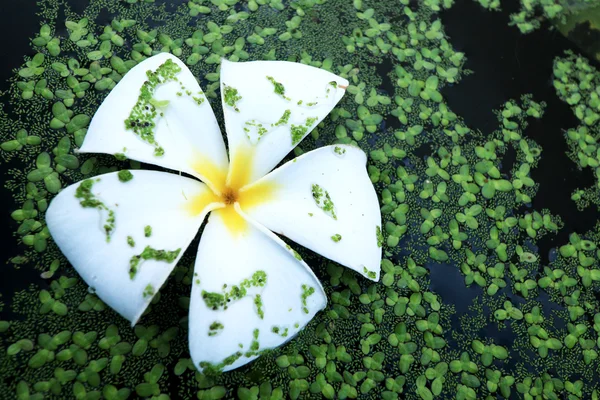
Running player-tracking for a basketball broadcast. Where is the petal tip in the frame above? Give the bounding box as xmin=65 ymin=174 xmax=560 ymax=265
xmin=129 ymin=299 xmax=151 ymax=328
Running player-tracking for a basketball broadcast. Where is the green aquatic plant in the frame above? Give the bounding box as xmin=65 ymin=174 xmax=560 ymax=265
xmin=552 ymin=51 xmax=600 ymax=209
xmin=471 ymin=0 xmax=600 ymax=34
xmin=1 ymin=0 xmax=600 ymax=398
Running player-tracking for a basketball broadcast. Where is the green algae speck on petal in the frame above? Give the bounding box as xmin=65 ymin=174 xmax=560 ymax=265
xmin=74 ymin=179 xmax=116 ymax=241
xmin=222 ymin=83 xmax=242 ymax=112
xmin=118 ymin=170 xmax=133 ymax=182
xmin=311 ymin=183 xmax=337 ymax=220
xmin=129 ymin=245 xmax=181 ymax=280
xmin=266 ymin=76 xmax=291 ymax=101
xmin=124 ymin=59 xmax=182 ymax=157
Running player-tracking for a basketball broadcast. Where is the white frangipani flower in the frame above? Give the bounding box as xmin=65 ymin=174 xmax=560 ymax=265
xmin=46 ymin=53 xmax=382 ymax=373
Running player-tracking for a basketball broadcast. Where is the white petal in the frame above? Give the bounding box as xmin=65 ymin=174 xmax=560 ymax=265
xmin=46 ymin=170 xmax=222 ymax=324
xmin=80 ymin=53 xmax=229 ymax=192
xmin=189 ymin=204 xmax=326 ymax=373
xmin=220 ymin=59 xmax=349 ymax=187
xmin=241 ymin=145 xmax=382 ymax=280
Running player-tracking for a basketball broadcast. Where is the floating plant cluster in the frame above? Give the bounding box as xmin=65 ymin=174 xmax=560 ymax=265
xmin=0 ymin=0 xmax=600 ymax=399
xmin=554 ymin=50 xmax=600 ymax=210
xmin=469 ymin=0 xmax=600 ymax=34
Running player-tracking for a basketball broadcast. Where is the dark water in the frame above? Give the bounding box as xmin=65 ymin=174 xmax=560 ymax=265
xmin=0 ymin=1 xmax=40 ymax=91
xmin=0 ymin=1 xmax=46 ymax=316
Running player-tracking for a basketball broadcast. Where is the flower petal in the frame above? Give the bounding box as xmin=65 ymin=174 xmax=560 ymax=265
xmin=80 ymin=53 xmax=229 ymax=192
xmin=189 ymin=204 xmax=326 ymax=373
xmin=220 ymin=59 xmax=349 ymax=188
xmin=46 ymin=170 xmax=222 ymax=324
xmin=241 ymin=145 xmax=382 ymax=281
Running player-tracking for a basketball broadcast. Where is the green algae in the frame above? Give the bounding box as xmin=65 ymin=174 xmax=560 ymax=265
xmin=272 ymin=109 xmax=291 ymax=127
xmin=1 ymin=0 xmax=600 ymax=398
xmin=222 ymin=84 xmax=242 ymax=112
xmin=124 ymin=58 xmax=182 ymax=157
xmin=471 ymin=0 xmax=600 ymax=36
xmin=129 ymin=245 xmax=181 ymax=279
xmin=117 ymin=169 xmax=133 ymax=182
xmin=208 ymin=321 xmax=224 ymax=337
xmin=74 ymin=178 xmax=116 ymax=242
xmin=243 ymin=109 xmax=291 ymax=144
xmin=300 ymin=284 xmax=315 ymax=314
xmin=289 ymin=124 xmax=307 ymax=146
xmin=143 ymin=284 xmax=155 ymax=299
xmin=266 ymin=75 xmax=290 ymax=101
xmin=311 ymin=183 xmax=337 ymax=220
xmin=200 ymin=271 xmax=267 ymax=311
xmin=553 ymin=50 xmax=600 ymax=210
xmin=253 ymin=294 xmax=264 ymax=320
xmin=286 ymin=244 xmax=303 ymax=261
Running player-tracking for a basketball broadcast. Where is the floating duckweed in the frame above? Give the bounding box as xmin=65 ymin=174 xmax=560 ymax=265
xmin=331 ymin=234 xmax=342 ymax=242
xmin=2 ymin=0 xmax=600 ymax=398
xmin=144 ymin=225 xmax=152 ymax=237
xmin=552 ymin=51 xmax=600 ymax=209
xmin=473 ymin=0 xmax=600 ymax=35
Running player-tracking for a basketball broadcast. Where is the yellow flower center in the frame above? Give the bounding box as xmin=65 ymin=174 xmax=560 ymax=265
xmin=187 ymin=146 xmax=278 ymax=234
xmin=221 ymin=187 xmax=237 ymax=205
